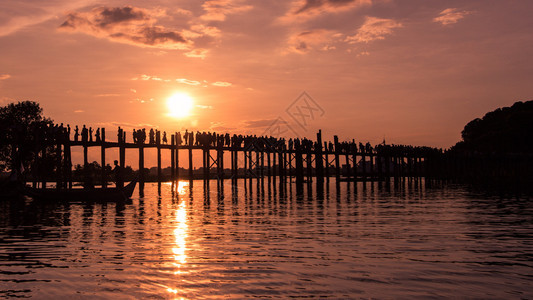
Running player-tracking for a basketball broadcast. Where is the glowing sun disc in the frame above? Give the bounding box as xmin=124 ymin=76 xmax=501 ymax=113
xmin=167 ymin=93 xmax=193 ymax=118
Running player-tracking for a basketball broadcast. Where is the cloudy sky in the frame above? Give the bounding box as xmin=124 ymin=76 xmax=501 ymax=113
xmin=1 ymin=0 xmax=532 ymax=148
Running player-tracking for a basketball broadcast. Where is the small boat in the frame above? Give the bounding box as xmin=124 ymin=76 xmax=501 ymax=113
xmin=24 ymin=179 xmax=137 ymax=202
xmin=0 ymin=178 xmax=24 ymax=200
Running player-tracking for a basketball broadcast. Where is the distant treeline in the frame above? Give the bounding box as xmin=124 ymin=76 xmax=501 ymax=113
xmin=452 ymin=100 xmax=533 ymax=153
xmin=437 ymin=100 xmax=533 ymax=188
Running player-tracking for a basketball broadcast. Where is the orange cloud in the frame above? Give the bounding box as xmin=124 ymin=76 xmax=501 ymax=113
xmin=345 ymin=16 xmax=402 ymax=43
xmin=242 ymin=119 xmax=279 ymax=128
xmin=131 ymin=74 xmax=231 ymax=87
xmin=281 ymin=0 xmax=371 ymax=23
xmin=433 ymin=8 xmax=472 ymax=26
xmin=287 ymin=29 xmax=340 ymax=54
xmin=0 ymin=1 xmax=102 ymax=37
xmin=211 ymin=81 xmax=232 ymax=87
xmin=200 ymin=0 xmax=253 ymax=21
xmin=95 ymin=93 xmax=121 ymax=97
xmin=185 ymin=49 xmax=209 ymax=59
xmin=0 ymin=74 xmax=11 ymax=80
xmin=176 ymin=78 xmax=201 ymax=86
xmin=185 ymin=24 xmax=221 ymax=38
xmin=59 ymin=6 xmax=192 ymax=50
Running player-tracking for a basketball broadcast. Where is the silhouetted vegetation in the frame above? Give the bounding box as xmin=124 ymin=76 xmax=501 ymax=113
xmin=0 ymin=101 xmax=54 ymax=174
xmin=453 ymin=100 xmax=533 ymax=153
xmin=72 ymin=162 xmax=135 ymax=185
xmin=436 ymin=100 xmax=533 ymax=190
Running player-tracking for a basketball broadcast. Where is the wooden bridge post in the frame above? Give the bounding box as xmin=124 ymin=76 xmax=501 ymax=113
xmin=279 ymin=148 xmax=285 ymax=178
xmin=351 ymin=141 xmax=358 ymax=181
xmin=119 ymin=131 xmax=125 ymax=169
xmin=56 ymin=141 xmax=62 ymax=190
xmin=401 ymin=156 xmax=406 ymax=177
xmin=156 ymin=131 xmax=161 ymax=184
xmin=417 ymin=156 xmax=422 ymax=177
xmin=233 ymin=149 xmax=238 ymax=178
xmin=283 ymin=150 xmax=288 ymax=178
xmin=392 ymin=153 xmax=400 ymax=179
xmin=315 ymin=130 xmax=324 ymax=184
xmin=295 ymin=144 xmax=304 ymax=185
xmin=101 ymin=128 xmax=106 ymax=188
xmin=369 ymin=152 xmax=374 ymax=180
xmin=398 ymin=156 xmax=403 ymax=178
xmin=256 ymin=150 xmax=261 ymax=177
xmin=324 ymin=141 xmax=329 ymax=182
xmin=344 ymin=148 xmax=351 ymax=181
xmin=175 ymin=132 xmax=179 ymax=181
xmin=405 ymin=155 xmax=411 ymax=177
xmin=260 ymin=150 xmax=265 ymax=178
xmin=385 ymin=151 xmax=390 ymax=179
xmin=188 ymin=144 xmax=193 ymax=181
xmin=230 ymin=146 xmax=235 ymax=178
xmin=171 ymin=134 xmax=175 ymax=181
xmin=217 ymin=142 xmax=224 ymax=179
xmin=413 ymin=156 xmax=418 ymax=177
xmin=203 ymin=148 xmax=209 ymax=180
xmin=139 ymin=142 xmax=145 ymax=193
xmin=376 ymin=151 xmax=383 ymax=179
xmin=334 ymin=135 xmax=340 ymax=182
xmin=267 ymin=152 xmax=271 ymax=177
xmin=306 ymin=149 xmax=312 ymax=181
xmin=83 ymin=142 xmax=88 ymax=189
xmin=288 ymin=149 xmax=293 ymax=178
xmin=272 ymin=150 xmax=277 ymax=177
xmin=248 ymin=149 xmax=254 ymax=177
xmin=361 ymin=148 xmax=367 ymax=181
xmin=65 ymin=137 xmax=72 ymax=189
xmin=243 ymin=149 xmax=248 ymax=179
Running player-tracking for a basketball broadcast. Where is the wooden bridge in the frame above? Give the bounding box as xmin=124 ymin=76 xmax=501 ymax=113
xmin=34 ymin=128 xmax=437 ymax=193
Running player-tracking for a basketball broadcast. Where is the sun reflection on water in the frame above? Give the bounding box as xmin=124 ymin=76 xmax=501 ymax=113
xmin=172 ymin=200 xmax=188 ymax=270
xmin=163 ymin=181 xmax=191 ymax=296
xmin=172 ymin=181 xmax=189 ymax=279
xmin=177 ymin=181 xmax=188 ymax=196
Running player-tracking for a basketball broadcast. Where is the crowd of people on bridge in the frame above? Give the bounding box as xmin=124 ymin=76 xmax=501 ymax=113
xmin=37 ymin=125 xmax=442 ymax=158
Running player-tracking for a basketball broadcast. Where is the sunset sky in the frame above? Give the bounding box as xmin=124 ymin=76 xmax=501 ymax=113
xmin=1 ymin=0 xmax=532 ymax=148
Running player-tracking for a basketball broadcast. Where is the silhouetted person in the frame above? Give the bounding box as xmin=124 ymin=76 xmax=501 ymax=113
xmin=133 ymin=129 xmax=137 ymax=144
xmin=162 ymin=131 xmax=167 ymax=144
xmin=81 ymin=125 xmax=88 ymax=142
xmin=149 ymin=128 xmax=155 ymax=144
xmin=113 ymin=160 xmax=124 ymax=189
xmin=95 ymin=128 xmax=100 ymax=142
xmin=117 ymin=127 xmax=123 ymax=143
xmin=74 ymin=125 xmax=79 ymax=141
xmin=89 ymin=127 xmax=93 ymax=142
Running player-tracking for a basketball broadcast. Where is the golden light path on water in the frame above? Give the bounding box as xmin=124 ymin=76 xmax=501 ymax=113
xmin=167 ymin=181 xmax=189 ymax=296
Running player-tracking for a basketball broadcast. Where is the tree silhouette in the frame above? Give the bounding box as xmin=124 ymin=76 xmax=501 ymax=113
xmin=454 ymin=100 xmax=533 ymax=153
xmin=0 ymin=101 xmax=53 ymax=174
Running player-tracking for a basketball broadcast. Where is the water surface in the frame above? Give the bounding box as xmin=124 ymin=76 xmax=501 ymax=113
xmin=1 ymin=179 xmax=532 ymax=298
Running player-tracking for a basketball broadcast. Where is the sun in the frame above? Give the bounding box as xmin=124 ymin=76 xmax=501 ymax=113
xmin=167 ymin=93 xmax=194 ymax=118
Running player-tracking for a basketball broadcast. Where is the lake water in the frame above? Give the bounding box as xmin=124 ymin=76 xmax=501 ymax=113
xmin=1 ymin=179 xmax=532 ymax=299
